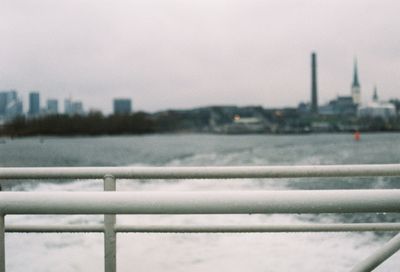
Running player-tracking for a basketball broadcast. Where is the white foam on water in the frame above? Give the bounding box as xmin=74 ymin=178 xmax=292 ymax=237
xmin=5 ymin=177 xmax=400 ymax=272
xmin=5 ymin=133 xmax=400 ymax=272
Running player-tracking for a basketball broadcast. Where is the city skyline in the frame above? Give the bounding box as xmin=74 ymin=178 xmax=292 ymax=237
xmin=0 ymin=89 xmax=135 ymax=119
xmin=1 ymin=1 xmax=400 ymax=112
xmin=2 ymin=52 xmax=394 ymax=117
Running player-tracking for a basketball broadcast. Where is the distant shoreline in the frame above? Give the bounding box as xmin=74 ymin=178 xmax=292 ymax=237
xmin=1 ymin=131 xmax=400 ymax=139
xmin=1 ymin=106 xmax=400 ymax=137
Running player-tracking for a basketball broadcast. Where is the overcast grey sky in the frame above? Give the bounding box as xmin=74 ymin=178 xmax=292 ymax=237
xmin=1 ymin=0 xmax=399 ymax=113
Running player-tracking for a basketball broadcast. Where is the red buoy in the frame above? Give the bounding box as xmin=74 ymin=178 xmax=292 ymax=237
xmin=354 ymin=131 xmax=361 ymax=141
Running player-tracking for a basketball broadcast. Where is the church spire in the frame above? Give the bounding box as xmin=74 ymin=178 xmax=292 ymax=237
xmin=351 ymin=57 xmax=361 ymax=106
xmin=373 ymin=85 xmax=378 ymax=102
xmin=352 ymin=58 xmax=360 ymax=88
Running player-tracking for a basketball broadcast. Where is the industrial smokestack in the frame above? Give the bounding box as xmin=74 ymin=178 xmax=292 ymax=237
xmin=311 ymin=52 xmax=318 ymax=114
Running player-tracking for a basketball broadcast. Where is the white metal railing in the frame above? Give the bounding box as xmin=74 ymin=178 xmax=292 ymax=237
xmin=1 ymin=164 xmax=400 ymax=272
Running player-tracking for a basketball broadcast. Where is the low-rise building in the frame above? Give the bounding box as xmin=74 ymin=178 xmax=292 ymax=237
xmin=358 ymin=102 xmax=396 ymax=120
xmin=222 ymin=115 xmax=267 ymax=134
xmin=358 ymin=87 xmax=396 ymax=120
xmin=319 ymin=96 xmax=357 ymax=116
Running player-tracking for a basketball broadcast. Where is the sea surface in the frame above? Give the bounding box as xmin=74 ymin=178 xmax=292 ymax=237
xmin=1 ymin=133 xmax=400 ymax=272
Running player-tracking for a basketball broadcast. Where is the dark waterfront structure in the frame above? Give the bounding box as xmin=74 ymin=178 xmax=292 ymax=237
xmin=113 ymin=99 xmax=132 ymax=114
xmin=311 ymin=52 xmax=318 ymax=114
xmin=29 ymin=92 xmax=40 ymax=116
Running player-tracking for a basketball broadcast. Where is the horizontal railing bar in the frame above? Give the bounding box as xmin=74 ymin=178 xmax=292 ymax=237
xmin=1 ymin=190 xmax=400 ymax=214
xmin=6 ymin=225 xmax=104 ymax=232
xmin=115 ymin=223 xmax=400 ymax=233
xmin=5 ymin=223 xmax=400 ymax=233
xmin=1 ymin=164 xmax=400 ymax=180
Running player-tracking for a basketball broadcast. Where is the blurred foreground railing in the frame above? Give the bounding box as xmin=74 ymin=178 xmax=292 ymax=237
xmin=1 ymin=164 xmax=400 ymax=272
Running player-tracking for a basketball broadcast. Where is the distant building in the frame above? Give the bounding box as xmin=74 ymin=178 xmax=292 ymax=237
xmin=64 ymin=99 xmax=72 ymax=114
xmin=358 ymin=86 xmax=396 ymax=120
xmin=389 ymin=99 xmax=400 ymax=114
xmin=318 ymin=57 xmax=361 ymax=116
xmin=71 ymin=101 xmax=84 ymax=115
xmin=358 ymin=102 xmax=396 ymax=120
xmin=64 ymin=98 xmax=84 ymax=116
xmin=29 ymin=92 xmax=40 ymax=116
xmin=0 ymin=92 xmax=11 ymax=116
xmin=311 ymin=52 xmax=318 ymax=114
xmin=319 ymin=96 xmax=357 ymax=116
xmin=46 ymin=99 xmax=58 ymax=115
xmin=297 ymin=102 xmax=310 ymax=114
xmin=222 ymin=115 xmax=266 ymax=134
xmin=113 ymin=99 xmax=132 ymax=114
xmin=351 ymin=59 xmax=361 ymax=106
xmin=0 ymin=90 xmax=23 ymax=122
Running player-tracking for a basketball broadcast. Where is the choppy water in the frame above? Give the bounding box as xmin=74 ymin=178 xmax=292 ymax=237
xmin=1 ymin=133 xmax=400 ymax=271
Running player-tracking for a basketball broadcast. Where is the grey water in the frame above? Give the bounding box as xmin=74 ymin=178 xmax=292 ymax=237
xmin=1 ymin=133 xmax=400 ymax=271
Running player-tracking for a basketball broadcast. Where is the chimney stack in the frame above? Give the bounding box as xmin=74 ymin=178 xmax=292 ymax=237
xmin=311 ymin=52 xmax=318 ymax=114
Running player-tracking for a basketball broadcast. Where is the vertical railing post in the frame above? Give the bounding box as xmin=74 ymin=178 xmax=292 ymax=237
xmin=0 ymin=214 xmax=5 ymax=272
xmin=350 ymin=232 xmax=400 ymax=272
xmin=104 ymin=175 xmax=116 ymax=272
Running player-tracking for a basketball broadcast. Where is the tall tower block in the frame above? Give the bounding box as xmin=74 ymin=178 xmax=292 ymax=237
xmin=351 ymin=59 xmax=361 ymax=106
xmin=29 ymin=92 xmax=40 ymax=116
xmin=311 ymin=52 xmax=318 ymax=113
